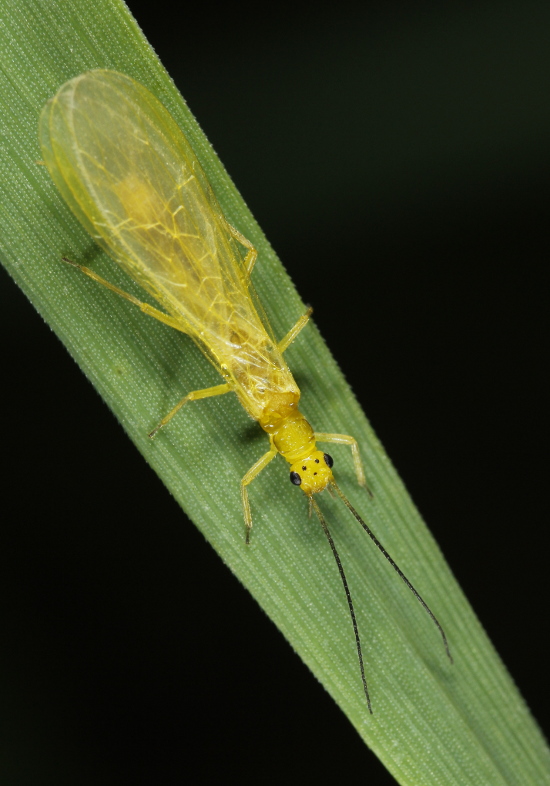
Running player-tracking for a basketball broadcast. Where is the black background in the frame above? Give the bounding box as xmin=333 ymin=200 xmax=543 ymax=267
xmin=1 ymin=3 xmax=549 ymax=784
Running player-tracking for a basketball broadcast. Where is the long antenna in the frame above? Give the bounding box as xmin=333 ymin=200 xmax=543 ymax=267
xmin=331 ymin=481 xmax=453 ymax=665
xmin=309 ymin=496 xmax=373 ymax=714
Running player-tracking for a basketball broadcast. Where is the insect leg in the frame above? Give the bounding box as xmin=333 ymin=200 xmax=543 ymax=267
xmin=148 ymin=383 xmax=231 ymax=438
xmin=62 ymin=258 xmax=186 ymax=333
xmin=314 ymin=432 xmax=372 ymax=495
xmin=241 ymin=438 xmax=278 ymax=544
xmin=226 ymin=223 xmax=258 ymax=276
xmin=278 ymin=307 xmax=314 ymax=354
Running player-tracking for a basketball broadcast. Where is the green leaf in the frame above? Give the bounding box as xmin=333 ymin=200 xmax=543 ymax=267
xmin=0 ymin=1 xmax=548 ymax=783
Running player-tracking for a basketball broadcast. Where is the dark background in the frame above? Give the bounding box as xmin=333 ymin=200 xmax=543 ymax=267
xmin=1 ymin=3 xmax=549 ymax=784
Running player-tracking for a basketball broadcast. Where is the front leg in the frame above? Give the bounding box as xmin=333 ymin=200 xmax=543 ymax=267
xmin=314 ymin=432 xmax=372 ymax=496
xmin=240 ymin=437 xmax=278 ymax=544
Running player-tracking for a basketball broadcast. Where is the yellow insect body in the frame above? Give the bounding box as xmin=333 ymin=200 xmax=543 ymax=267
xmin=39 ymin=70 xmax=363 ymax=508
xmin=39 ymin=70 xmax=451 ymax=714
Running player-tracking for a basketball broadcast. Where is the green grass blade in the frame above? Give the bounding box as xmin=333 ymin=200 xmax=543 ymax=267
xmin=0 ymin=1 xmax=549 ymax=783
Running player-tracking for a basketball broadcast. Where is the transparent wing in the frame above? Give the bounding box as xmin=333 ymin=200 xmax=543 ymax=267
xmin=39 ymin=70 xmax=299 ymax=419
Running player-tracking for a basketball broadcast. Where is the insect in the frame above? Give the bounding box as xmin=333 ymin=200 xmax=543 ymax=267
xmin=39 ymin=69 xmax=452 ymax=713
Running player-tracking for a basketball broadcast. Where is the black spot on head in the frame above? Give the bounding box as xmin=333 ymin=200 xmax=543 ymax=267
xmin=314 ymin=458 xmax=319 ymax=463
xmin=290 ymin=471 xmax=302 ymax=486
xmin=302 ymin=466 xmax=307 ymax=471
xmin=323 ymin=453 xmax=334 ymax=468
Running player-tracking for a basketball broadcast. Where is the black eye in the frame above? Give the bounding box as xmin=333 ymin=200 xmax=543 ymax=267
xmin=323 ymin=453 xmax=334 ymax=468
xmin=290 ymin=471 xmax=302 ymax=486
